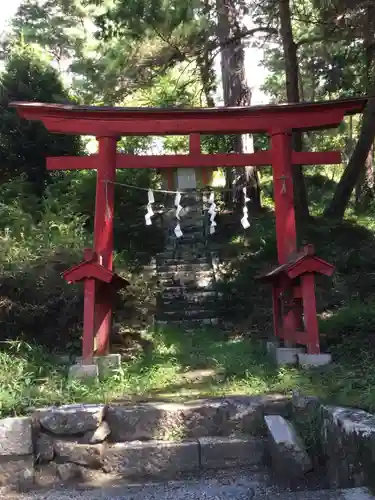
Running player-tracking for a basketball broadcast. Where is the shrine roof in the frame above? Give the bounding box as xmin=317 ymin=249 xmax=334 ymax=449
xmin=10 ymin=96 xmax=368 ymax=136
xmin=257 ymin=245 xmax=335 ymax=281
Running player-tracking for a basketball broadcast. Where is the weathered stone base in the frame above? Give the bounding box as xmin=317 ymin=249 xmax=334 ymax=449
xmin=75 ymin=354 xmax=121 ymax=378
xmin=269 ymin=345 xmax=304 ymax=366
xmin=298 ymin=353 xmax=332 ymax=368
xmin=68 ymin=364 xmax=99 ymax=382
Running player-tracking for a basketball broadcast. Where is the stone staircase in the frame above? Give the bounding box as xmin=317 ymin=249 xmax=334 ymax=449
xmin=155 ymin=193 xmax=219 ymax=329
xmin=22 ymin=396 xmax=375 ymax=500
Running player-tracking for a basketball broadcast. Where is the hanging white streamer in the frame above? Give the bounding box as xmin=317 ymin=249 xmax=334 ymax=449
xmin=208 ymin=191 xmax=217 ymax=234
xmin=241 ymin=187 xmax=251 ymax=229
xmin=145 ymin=189 xmax=155 ymax=226
xmin=174 ymin=191 xmax=183 ymax=238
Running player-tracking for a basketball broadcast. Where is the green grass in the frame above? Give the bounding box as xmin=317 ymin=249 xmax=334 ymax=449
xmin=2 ymin=328 xmax=375 ymax=418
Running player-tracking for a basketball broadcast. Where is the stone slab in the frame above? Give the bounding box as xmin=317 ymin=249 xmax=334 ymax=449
xmin=103 ymin=440 xmax=199 ymax=477
xmin=0 ymin=417 xmax=32 ymax=456
xmin=54 ymin=440 xmax=104 ymax=468
xmin=0 ymin=456 xmax=34 ymax=487
xmin=38 ymin=404 xmax=105 ymax=435
xmin=68 ymin=363 xmax=99 ymax=382
xmin=75 ymin=354 xmax=121 ymax=378
xmin=264 ymin=414 xmax=312 ymax=478
xmin=106 ymin=397 xmax=290 ymax=443
xmin=198 ymin=436 xmax=265 ymax=469
xmin=298 ymin=353 xmax=332 ymax=368
xmin=271 ymin=347 xmax=304 ymax=366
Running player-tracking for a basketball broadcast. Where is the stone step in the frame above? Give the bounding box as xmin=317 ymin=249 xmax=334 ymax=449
xmin=155 ymin=317 xmax=219 ymax=327
xmin=158 ymin=276 xmax=215 ymax=288
xmin=102 ymin=436 xmax=265 ymax=478
xmin=156 ymin=309 xmax=217 ymax=321
xmin=104 ymin=397 xmax=288 ymax=442
xmin=157 ymin=256 xmax=210 ymax=266
xmin=158 ymin=298 xmax=216 ymax=309
xmin=157 ymin=269 xmax=213 ymax=281
xmin=157 ymin=263 xmax=212 ymax=273
xmin=161 ymin=288 xmax=217 ymax=300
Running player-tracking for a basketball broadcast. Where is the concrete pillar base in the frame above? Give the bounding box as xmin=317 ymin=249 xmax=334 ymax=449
xmin=267 ymin=342 xmax=303 ymax=366
xmin=68 ymin=364 xmax=99 ymax=382
xmin=298 ymin=353 xmax=332 ymax=368
xmin=75 ymin=354 xmax=121 ymax=379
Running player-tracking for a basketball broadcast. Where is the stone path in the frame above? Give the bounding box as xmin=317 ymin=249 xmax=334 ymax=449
xmin=2 ymin=470 xmax=374 ymax=500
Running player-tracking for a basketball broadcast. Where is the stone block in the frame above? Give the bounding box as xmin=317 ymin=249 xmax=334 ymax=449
xmin=106 ymin=397 xmax=290 ymax=443
xmin=56 ymin=463 xmax=82 ymax=482
xmin=80 ymin=422 xmax=111 ymax=444
xmin=38 ymin=404 xmax=105 ymax=435
xmin=75 ymin=354 xmax=121 ymax=378
xmin=0 ymin=417 xmax=32 ymax=456
xmin=0 ymin=457 xmax=34 ymax=487
xmin=199 ymin=436 xmax=265 ymax=469
xmin=298 ymin=353 xmax=332 ymax=368
xmin=103 ymin=440 xmax=199 ymax=477
xmin=35 ymin=433 xmax=55 ymax=462
xmin=54 ymin=440 xmax=104 ymax=468
xmin=321 ymin=405 xmax=375 ymax=488
xmin=264 ymin=415 xmax=312 ymax=478
xmin=271 ymin=347 xmax=303 ymax=366
xmin=68 ymin=363 xmax=99 ymax=382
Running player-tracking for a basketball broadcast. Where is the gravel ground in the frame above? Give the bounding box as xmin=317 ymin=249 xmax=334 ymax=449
xmin=0 ymin=470 xmax=373 ymax=500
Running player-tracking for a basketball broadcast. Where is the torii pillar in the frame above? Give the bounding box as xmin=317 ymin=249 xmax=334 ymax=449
xmin=93 ymin=136 xmax=117 ymax=354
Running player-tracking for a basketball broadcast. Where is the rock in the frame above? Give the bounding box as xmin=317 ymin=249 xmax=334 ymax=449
xmin=80 ymin=422 xmax=111 ymax=444
xmin=56 ymin=463 xmax=82 ymax=482
xmin=198 ymin=436 xmax=265 ymax=469
xmin=0 ymin=417 xmax=32 ymax=456
xmin=103 ymin=440 xmax=199 ymax=477
xmin=35 ymin=433 xmax=55 ymax=462
xmin=38 ymin=404 xmax=105 ymax=435
xmin=321 ymin=405 xmax=375 ymax=488
xmin=35 ymin=463 xmax=60 ymax=488
xmin=0 ymin=457 xmax=35 ymax=488
xmin=264 ymin=415 xmax=312 ymax=479
xmin=54 ymin=440 xmax=104 ymax=468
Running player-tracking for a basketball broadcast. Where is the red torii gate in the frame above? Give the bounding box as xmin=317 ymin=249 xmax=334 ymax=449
xmin=11 ymin=98 xmax=367 ymax=362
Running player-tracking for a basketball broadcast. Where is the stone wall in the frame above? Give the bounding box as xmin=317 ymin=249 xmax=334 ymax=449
xmin=292 ymin=395 xmax=375 ymax=490
xmin=0 ymin=395 xmax=288 ymax=490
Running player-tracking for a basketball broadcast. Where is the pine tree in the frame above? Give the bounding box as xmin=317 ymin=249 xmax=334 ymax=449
xmin=0 ymin=42 xmax=81 ymax=198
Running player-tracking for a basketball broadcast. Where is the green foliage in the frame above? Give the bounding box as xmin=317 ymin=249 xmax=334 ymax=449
xmin=0 ymin=42 xmax=81 ymax=197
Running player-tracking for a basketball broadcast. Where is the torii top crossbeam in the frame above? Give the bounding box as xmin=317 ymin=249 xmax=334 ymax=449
xmin=12 ymin=97 xmax=366 ymax=136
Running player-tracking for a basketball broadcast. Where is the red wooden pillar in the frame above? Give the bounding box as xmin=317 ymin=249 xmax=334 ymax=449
xmin=301 ymin=274 xmax=320 ymax=354
xmin=271 ymin=286 xmax=280 ymax=340
xmin=82 ymin=279 xmax=96 ymax=363
xmin=270 ymin=130 xmax=297 ymax=264
xmin=94 ymin=136 xmax=117 ymax=355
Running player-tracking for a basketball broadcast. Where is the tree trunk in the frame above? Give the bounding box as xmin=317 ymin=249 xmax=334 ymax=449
xmin=216 ymin=0 xmax=261 ymax=209
xmin=324 ymin=98 xmax=375 ymax=219
xmin=355 ymin=3 xmax=375 ymax=208
xmin=326 ymin=4 xmax=375 ymax=219
xmin=278 ymin=0 xmax=310 ymax=227
xmin=198 ymin=0 xmax=216 ymax=108
xmin=355 ymin=143 xmax=374 ymax=210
